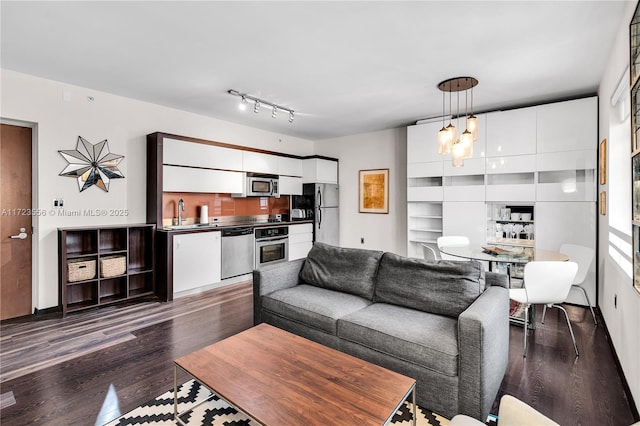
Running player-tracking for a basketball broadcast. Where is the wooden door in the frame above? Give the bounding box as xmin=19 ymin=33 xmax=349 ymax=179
xmin=1 ymin=124 xmax=32 ymax=319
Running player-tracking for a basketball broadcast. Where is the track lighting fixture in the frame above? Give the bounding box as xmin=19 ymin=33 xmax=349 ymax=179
xmin=228 ymin=89 xmax=295 ymax=123
xmin=436 ymin=77 xmax=478 ymax=167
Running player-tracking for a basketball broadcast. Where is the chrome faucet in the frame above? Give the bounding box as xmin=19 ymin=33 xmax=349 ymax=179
xmin=177 ymin=198 xmax=186 ymax=226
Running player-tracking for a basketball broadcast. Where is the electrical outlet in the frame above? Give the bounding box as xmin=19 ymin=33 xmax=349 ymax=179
xmin=53 ymin=198 xmax=64 ymax=208
xmin=361 ymin=237 xmax=364 ymax=244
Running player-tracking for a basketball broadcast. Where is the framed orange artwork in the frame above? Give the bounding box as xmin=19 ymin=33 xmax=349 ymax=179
xmin=359 ymin=169 xmax=389 ymax=214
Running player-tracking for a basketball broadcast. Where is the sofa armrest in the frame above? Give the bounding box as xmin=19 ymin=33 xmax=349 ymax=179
xmin=486 ymin=271 xmax=508 ymax=289
xmin=457 ymin=285 xmax=509 ymax=420
xmin=252 ymin=259 xmax=305 ymax=325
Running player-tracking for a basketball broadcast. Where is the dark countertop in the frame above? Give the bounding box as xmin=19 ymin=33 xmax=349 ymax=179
xmin=158 ymin=219 xmax=313 ymax=234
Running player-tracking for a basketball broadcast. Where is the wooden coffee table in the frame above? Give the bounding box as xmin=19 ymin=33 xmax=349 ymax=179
xmin=174 ymin=323 xmax=416 ymax=425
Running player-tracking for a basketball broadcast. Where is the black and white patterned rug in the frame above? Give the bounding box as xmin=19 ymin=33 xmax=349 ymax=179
xmin=105 ymin=379 xmax=451 ymax=426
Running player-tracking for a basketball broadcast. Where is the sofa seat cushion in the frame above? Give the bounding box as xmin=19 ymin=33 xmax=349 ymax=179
xmin=375 ymin=252 xmax=485 ymax=318
xmin=299 ymin=242 xmax=383 ymax=300
xmin=261 ymin=284 xmax=372 ymax=334
xmin=338 ymin=303 xmax=459 ymax=377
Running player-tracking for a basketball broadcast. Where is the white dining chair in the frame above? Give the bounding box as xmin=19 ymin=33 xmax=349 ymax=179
xmin=542 ymin=244 xmax=596 ymax=325
xmin=509 ymin=261 xmax=579 ymax=357
xmin=420 ymin=243 xmax=441 ymax=261
xmin=436 ymin=236 xmax=470 ymax=261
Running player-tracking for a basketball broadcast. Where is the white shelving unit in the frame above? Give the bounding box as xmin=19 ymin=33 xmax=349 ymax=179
xmin=407 ymin=202 xmax=443 ymax=259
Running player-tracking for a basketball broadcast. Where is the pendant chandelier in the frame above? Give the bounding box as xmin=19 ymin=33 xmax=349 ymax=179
xmin=436 ymin=77 xmax=478 ymax=167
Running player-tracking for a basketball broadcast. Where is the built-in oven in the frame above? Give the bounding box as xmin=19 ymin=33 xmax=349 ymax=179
xmin=255 ymin=226 xmax=288 ymax=268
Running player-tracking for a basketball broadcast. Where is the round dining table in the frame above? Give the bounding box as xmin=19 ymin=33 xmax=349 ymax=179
xmin=438 ymin=245 xmax=569 ymax=266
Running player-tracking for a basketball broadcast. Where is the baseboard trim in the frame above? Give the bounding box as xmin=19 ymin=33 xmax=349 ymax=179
xmin=599 ymin=312 xmax=640 ymax=421
xmin=33 ymin=306 xmax=60 ymax=316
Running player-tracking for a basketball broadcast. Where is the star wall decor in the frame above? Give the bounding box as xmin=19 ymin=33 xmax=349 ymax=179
xmin=58 ymin=136 xmax=125 ymax=192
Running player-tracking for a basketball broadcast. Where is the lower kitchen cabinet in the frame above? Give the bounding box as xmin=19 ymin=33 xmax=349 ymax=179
xmin=171 ymin=231 xmax=221 ymax=294
xmin=289 ymin=223 xmax=313 ymax=260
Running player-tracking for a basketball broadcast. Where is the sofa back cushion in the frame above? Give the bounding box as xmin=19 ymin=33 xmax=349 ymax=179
xmin=299 ymin=243 xmax=383 ymax=300
xmin=374 ymin=252 xmax=485 ymax=318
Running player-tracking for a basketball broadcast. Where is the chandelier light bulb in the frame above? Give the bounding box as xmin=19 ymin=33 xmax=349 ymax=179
xmin=461 ymin=130 xmax=474 ymax=159
xmin=437 ymin=127 xmax=450 ymax=154
xmin=446 ymin=123 xmax=456 ymax=144
xmin=451 ymin=140 xmax=465 ymax=167
xmin=467 ymin=115 xmax=478 ymax=141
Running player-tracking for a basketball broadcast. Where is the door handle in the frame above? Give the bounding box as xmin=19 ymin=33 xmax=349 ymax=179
xmin=10 ymin=228 xmax=27 ymax=240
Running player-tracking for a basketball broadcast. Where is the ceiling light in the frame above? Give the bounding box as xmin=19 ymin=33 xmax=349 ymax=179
xmin=436 ymin=77 xmax=478 ymax=167
xmin=228 ymin=89 xmax=295 ymax=123
xmin=239 ymin=96 xmax=248 ymax=111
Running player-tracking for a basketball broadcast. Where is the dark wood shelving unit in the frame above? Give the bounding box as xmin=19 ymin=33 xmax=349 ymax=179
xmin=58 ymin=224 xmax=155 ymax=316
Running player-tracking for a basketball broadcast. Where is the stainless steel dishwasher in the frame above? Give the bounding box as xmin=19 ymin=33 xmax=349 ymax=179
xmin=220 ymin=226 xmax=254 ymax=279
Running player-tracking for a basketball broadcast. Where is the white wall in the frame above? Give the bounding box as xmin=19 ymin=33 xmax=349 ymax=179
xmin=0 ymin=69 xmax=315 ymax=311
xmin=315 ymin=128 xmax=407 ymax=255
xmin=598 ymin=0 xmax=640 ymax=411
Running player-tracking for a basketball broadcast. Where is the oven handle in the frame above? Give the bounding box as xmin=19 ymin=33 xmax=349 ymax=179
xmin=256 ymin=236 xmax=289 ymax=243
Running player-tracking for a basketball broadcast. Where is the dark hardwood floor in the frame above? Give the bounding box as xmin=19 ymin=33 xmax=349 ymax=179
xmin=0 ymin=281 xmax=637 ymax=425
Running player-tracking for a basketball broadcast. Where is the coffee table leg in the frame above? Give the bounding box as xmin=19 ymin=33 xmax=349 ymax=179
xmin=412 ymin=385 xmax=416 ymax=426
xmin=174 ymin=365 xmax=178 ymax=420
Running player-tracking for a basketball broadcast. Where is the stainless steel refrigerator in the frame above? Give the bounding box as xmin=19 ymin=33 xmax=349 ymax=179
xmin=302 ymin=183 xmax=339 ymax=246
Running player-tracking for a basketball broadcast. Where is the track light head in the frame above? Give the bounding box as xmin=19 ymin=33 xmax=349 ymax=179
xmin=254 ymin=100 xmax=261 ymax=113
xmin=289 ymin=111 xmax=295 ymax=123
xmin=239 ymin=96 xmax=248 ymax=111
xmin=272 ymin=106 xmax=278 ymax=118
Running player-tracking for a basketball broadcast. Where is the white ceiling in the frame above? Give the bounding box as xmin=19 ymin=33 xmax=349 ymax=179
xmin=0 ymin=1 xmax=629 ymax=140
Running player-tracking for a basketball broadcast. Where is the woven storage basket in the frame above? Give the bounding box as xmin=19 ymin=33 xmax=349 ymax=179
xmin=100 ymin=255 xmax=126 ymax=278
xmin=67 ymin=259 xmax=96 ymax=282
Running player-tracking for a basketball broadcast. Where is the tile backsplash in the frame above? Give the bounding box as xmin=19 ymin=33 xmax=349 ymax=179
xmin=163 ymin=192 xmax=290 ymax=224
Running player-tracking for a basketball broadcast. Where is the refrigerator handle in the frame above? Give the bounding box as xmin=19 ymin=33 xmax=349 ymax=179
xmin=318 ymin=206 xmax=322 ymax=229
xmin=317 ymin=187 xmax=322 ymax=208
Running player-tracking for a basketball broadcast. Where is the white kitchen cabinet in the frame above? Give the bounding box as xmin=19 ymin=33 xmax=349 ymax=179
xmin=288 ymin=223 xmax=313 ymax=260
xmin=442 ymin=201 xmax=486 ymax=246
xmin=162 ymin=165 xmax=244 ymax=194
xmin=534 ymin=202 xmax=596 ymax=306
xmin=485 ymin=155 xmax=536 ymax=202
xmin=408 ymin=161 xmax=443 ymax=202
xmin=163 ymin=138 xmax=243 ymax=171
xmin=486 ymin=107 xmax=537 ymax=157
xmin=243 ymin=151 xmax=279 ymax=175
xmin=536 ymin=150 xmax=596 ymax=202
xmin=536 ymin=97 xmax=597 ymax=154
xmin=278 ymin=156 xmax=303 ymax=177
xmin=303 ymin=158 xmax=338 ymax=184
xmin=407 ymin=121 xmax=443 ymax=163
xmin=173 ymin=231 xmax=221 ymax=294
xmin=279 ymin=176 xmax=303 ymax=195
xmin=443 ymin=159 xmax=485 ymax=201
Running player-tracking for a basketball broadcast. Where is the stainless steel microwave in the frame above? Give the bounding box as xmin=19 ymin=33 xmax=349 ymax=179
xmin=246 ymin=174 xmax=279 ymax=197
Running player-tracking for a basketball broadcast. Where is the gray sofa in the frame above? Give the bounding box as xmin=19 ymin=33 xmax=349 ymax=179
xmin=253 ymin=243 xmax=510 ymax=421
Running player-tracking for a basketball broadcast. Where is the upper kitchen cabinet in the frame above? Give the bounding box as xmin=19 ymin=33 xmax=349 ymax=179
xmin=278 ymin=156 xmax=303 ymax=177
xmin=486 ymin=107 xmax=537 ymax=157
xmin=302 ymin=158 xmax=338 ymax=184
xmin=279 ymin=176 xmax=303 ymax=195
xmin=243 ymin=151 xmax=279 ymax=175
xmin=407 ymin=121 xmax=443 ymax=163
xmin=162 ymin=165 xmax=244 ymax=194
xmin=536 ymin=97 xmax=597 ymax=153
xmin=163 ymin=138 xmax=243 ymax=171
